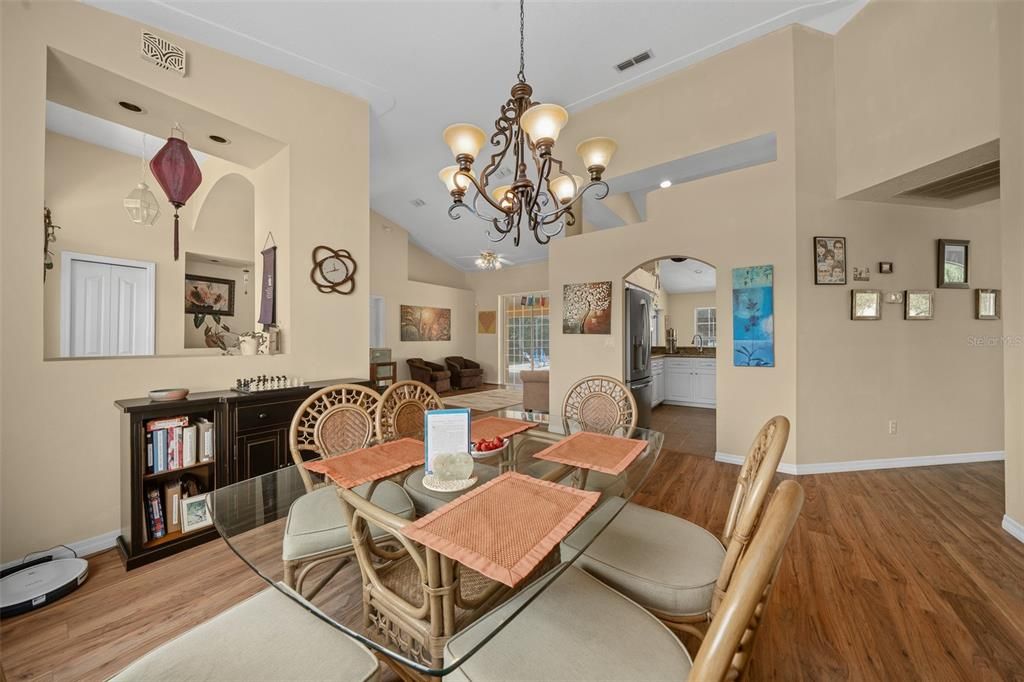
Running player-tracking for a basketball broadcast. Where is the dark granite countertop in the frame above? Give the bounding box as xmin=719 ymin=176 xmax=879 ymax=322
xmin=651 ymin=348 xmax=717 ymax=359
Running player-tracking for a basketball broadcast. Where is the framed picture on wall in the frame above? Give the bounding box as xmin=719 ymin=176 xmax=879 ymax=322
xmin=851 ymin=289 xmax=882 ymax=320
xmin=937 ymin=239 xmax=970 ymax=288
xmin=904 ymin=290 xmax=934 ymax=320
xmin=185 ymin=274 xmax=236 ymax=316
xmin=976 ymin=289 xmax=1001 ymax=320
xmin=814 ymin=236 xmax=847 ymax=285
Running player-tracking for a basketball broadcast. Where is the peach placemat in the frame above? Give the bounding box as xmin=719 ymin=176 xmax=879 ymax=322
xmin=402 ymin=472 xmax=599 ymax=587
xmin=533 ymin=431 xmax=648 ymax=476
xmin=471 ymin=417 xmax=539 ymax=442
xmin=303 ymin=438 xmax=423 ymax=489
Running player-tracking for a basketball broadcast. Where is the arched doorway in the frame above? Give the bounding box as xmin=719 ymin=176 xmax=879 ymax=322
xmin=623 ymin=255 xmax=717 ymax=457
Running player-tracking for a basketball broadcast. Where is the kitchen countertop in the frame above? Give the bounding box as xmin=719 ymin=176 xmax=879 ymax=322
xmin=651 ymin=348 xmax=717 ymax=359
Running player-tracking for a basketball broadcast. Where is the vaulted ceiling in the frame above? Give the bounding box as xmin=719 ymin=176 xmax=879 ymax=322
xmin=88 ymin=0 xmax=866 ymax=269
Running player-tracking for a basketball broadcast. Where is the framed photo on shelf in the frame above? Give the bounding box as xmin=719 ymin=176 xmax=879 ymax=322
xmin=180 ymin=493 xmax=213 ymax=533
xmin=904 ymin=290 xmax=934 ymax=320
xmin=976 ymin=289 xmax=1001 ymax=320
xmin=937 ymin=239 xmax=969 ymax=288
xmin=185 ymin=274 xmax=236 ymax=316
xmin=814 ymin=236 xmax=847 ymax=285
xmin=851 ymin=289 xmax=882 ymax=320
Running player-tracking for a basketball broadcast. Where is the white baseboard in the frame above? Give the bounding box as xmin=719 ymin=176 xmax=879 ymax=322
xmin=1 ymin=529 xmax=120 ymax=573
xmin=714 ymin=450 xmax=1004 ymax=475
xmin=1003 ymin=515 xmax=1024 ymax=544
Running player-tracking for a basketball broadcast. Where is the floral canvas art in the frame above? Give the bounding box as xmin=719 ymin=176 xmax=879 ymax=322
xmin=733 ymin=265 xmax=774 ymax=367
xmin=563 ymin=281 xmax=612 ymax=334
xmin=185 ymin=274 xmax=235 ymax=316
xmin=400 ymin=305 xmax=451 ymax=341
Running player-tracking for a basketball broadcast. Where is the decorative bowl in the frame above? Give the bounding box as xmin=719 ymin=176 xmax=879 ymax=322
xmin=471 ymin=437 xmax=509 ymax=459
xmin=149 ymin=388 xmax=190 ymax=402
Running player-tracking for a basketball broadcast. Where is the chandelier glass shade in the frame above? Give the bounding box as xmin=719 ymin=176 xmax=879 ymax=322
xmin=474 ymin=250 xmax=502 ymax=271
xmin=123 ymin=134 xmax=161 ymax=226
xmin=440 ymin=0 xmax=616 ymax=247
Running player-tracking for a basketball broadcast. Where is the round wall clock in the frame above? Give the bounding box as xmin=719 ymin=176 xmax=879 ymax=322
xmin=310 ymin=245 xmax=357 ymax=294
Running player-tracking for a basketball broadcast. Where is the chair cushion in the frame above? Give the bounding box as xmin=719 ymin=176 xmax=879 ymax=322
xmin=403 ymin=463 xmax=501 ymax=515
xmin=560 ymin=500 xmax=725 ymax=617
xmin=283 ymin=480 xmax=414 ymax=561
xmin=443 ymin=565 xmax=691 ymax=681
xmin=110 ymin=586 xmax=379 ymax=681
xmin=458 ymin=367 xmax=483 ymax=376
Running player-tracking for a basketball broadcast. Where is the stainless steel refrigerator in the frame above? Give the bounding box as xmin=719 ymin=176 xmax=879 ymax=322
xmin=624 ymin=286 xmax=653 ymax=428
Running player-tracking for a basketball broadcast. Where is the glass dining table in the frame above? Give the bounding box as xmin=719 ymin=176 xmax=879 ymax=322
xmin=209 ymin=409 xmax=664 ymax=677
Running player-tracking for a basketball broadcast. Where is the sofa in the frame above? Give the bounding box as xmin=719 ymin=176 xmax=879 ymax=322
xmin=445 ymin=356 xmax=484 ymax=390
xmin=520 ymin=369 xmax=550 ymax=412
xmin=407 ymin=358 xmax=451 ymax=393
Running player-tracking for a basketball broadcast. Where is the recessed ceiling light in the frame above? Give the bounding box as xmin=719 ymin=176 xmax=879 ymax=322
xmin=695 ymin=269 xmax=703 ymax=274
xmin=118 ymin=101 xmax=144 ymax=113
xmin=209 ymin=135 xmax=230 ymax=144
xmin=659 ymin=180 xmax=672 ymax=189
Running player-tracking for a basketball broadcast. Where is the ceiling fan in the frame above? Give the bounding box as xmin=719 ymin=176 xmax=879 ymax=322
xmin=456 ymin=250 xmax=515 ymax=271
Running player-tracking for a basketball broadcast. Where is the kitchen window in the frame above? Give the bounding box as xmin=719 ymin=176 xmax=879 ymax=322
xmin=694 ymin=307 xmax=717 ymax=346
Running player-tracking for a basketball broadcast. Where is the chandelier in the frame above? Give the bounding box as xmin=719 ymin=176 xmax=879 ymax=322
xmin=439 ymin=0 xmax=617 ymax=247
xmin=474 ymin=250 xmax=503 ymax=271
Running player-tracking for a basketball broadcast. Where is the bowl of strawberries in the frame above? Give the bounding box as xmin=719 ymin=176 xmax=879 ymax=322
xmin=471 ymin=436 xmax=508 ymax=458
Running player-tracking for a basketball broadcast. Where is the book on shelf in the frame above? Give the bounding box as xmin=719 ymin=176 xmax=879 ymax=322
xmin=146 ymin=432 xmax=154 ymax=471
xmin=163 ymin=481 xmax=181 ymax=534
xmin=196 ymin=418 xmax=214 ymax=462
xmin=146 ymin=416 xmax=188 ymax=433
xmin=182 ymin=425 xmax=197 ymax=467
xmin=145 ymin=487 xmax=166 ymax=540
xmin=153 ymin=429 xmax=168 ymax=473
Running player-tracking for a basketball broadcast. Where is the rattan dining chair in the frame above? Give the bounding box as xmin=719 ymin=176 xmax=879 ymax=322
xmin=444 ymin=480 xmax=805 ymax=682
xmin=336 ymin=484 xmax=509 ymax=672
xmin=561 ymin=375 xmax=638 ymax=431
xmin=284 ymin=384 xmax=415 ymax=599
xmin=559 ymin=415 xmax=790 ymax=646
xmin=376 ymin=380 xmax=444 ymax=441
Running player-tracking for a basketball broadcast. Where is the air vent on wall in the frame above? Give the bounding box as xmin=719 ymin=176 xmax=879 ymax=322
xmin=897 ymin=160 xmax=1000 ymax=200
xmin=140 ymin=31 xmax=187 ymax=77
xmin=410 ymin=198 xmax=427 ymax=207
xmin=616 ymin=49 xmax=653 ymax=72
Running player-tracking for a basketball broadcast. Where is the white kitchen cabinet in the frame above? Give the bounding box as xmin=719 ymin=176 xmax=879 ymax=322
xmin=651 ymin=357 xmax=665 ymax=406
xmin=663 ymin=357 xmax=716 ymax=408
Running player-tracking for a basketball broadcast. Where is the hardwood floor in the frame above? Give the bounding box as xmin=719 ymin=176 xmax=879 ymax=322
xmin=4 ymin=442 xmax=1023 ymax=680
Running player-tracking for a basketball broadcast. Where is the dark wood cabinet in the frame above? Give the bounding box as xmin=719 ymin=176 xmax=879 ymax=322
xmin=115 ymin=377 xmax=371 ymax=569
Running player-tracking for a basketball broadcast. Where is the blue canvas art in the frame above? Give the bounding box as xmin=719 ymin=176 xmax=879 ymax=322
xmin=732 ymin=265 xmax=775 ymax=367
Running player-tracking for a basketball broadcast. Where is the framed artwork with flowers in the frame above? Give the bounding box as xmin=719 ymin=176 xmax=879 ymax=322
xmin=185 ymin=274 xmax=235 ymax=317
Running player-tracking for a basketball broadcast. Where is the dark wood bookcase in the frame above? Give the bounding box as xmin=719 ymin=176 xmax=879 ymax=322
xmin=115 ymin=377 xmax=373 ymax=569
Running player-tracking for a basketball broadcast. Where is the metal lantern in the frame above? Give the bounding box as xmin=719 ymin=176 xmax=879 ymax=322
xmin=149 ymin=126 xmax=202 ymax=260
xmin=123 ymin=181 xmax=161 ymax=226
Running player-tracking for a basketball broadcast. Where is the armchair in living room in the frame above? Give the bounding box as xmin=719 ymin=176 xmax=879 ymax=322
xmin=406 ymin=358 xmax=451 ymax=394
xmin=520 ymin=369 xmax=549 ymax=412
xmin=445 ymin=356 xmax=484 ymax=390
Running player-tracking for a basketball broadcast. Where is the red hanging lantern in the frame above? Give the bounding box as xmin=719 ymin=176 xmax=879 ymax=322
xmin=149 ymin=126 xmax=202 ymax=260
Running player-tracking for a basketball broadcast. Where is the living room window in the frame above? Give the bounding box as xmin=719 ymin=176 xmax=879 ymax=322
xmin=501 ymin=291 xmax=550 ymax=386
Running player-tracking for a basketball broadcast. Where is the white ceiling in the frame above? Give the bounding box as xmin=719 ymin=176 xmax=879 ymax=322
xmin=87 ymin=0 xmax=866 ymax=270
xmin=659 ymin=258 xmax=716 ymax=294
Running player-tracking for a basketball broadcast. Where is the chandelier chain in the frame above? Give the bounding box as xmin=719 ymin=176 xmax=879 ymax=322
xmin=517 ymin=0 xmax=526 ymax=83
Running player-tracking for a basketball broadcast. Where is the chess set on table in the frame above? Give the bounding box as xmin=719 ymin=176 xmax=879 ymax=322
xmin=231 ymin=375 xmax=306 ymax=394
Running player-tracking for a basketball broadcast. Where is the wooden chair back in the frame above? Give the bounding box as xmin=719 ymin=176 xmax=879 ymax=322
xmin=376 ymin=380 xmax=444 ymax=441
xmin=561 ymin=375 xmax=638 ymax=431
xmin=711 ymin=415 xmax=789 ymax=614
xmin=690 ymin=480 xmax=804 ymax=681
xmin=289 ymin=383 xmax=382 ymax=492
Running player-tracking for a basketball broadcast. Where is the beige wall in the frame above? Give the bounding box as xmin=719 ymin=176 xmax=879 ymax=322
xmin=408 ymin=242 xmax=468 ymax=290
xmin=1 ymin=1 xmax=369 ymax=562
xmin=834 ymin=0 xmax=1000 ymax=195
xmin=665 ymin=292 xmax=717 ymax=345
xmin=369 ymin=212 xmax=475 ymax=381
xmin=464 ymin=262 xmax=549 ymax=383
xmin=549 ymin=27 xmax=800 ymax=463
xmin=42 ymin=132 xmax=258 ymax=357
xmin=1000 ymin=0 xmax=1024 ymax=528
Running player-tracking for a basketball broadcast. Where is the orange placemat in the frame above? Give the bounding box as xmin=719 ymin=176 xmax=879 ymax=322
xmin=303 ymin=438 xmax=423 ymax=489
xmin=402 ymin=472 xmax=599 ymax=587
xmin=533 ymin=431 xmax=648 ymax=476
xmin=471 ymin=417 xmax=539 ymax=442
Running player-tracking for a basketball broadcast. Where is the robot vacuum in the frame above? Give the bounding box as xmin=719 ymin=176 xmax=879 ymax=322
xmin=0 ymin=557 xmax=89 ymax=618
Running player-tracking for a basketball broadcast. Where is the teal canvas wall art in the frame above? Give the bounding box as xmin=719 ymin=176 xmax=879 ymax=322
xmin=732 ymin=265 xmax=775 ymax=367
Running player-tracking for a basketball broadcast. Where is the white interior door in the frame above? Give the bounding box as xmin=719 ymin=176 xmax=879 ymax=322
xmin=62 ymin=252 xmax=155 ymax=357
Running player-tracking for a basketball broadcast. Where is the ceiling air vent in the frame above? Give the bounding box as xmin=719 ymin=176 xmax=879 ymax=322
xmin=409 ymin=198 xmax=427 ymax=207
xmin=615 ymin=49 xmax=653 ymax=72
xmin=897 ymin=160 xmax=1000 ymax=200
xmin=140 ymin=31 xmax=187 ymax=77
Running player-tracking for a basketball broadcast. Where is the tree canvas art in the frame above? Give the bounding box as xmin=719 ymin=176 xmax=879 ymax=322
xmin=400 ymin=305 xmax=451 ymax=341
xmin=562 ymin=281 xmax=612 ymax=334
xmin=732 ymin=265 xmax=775 ymax=367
